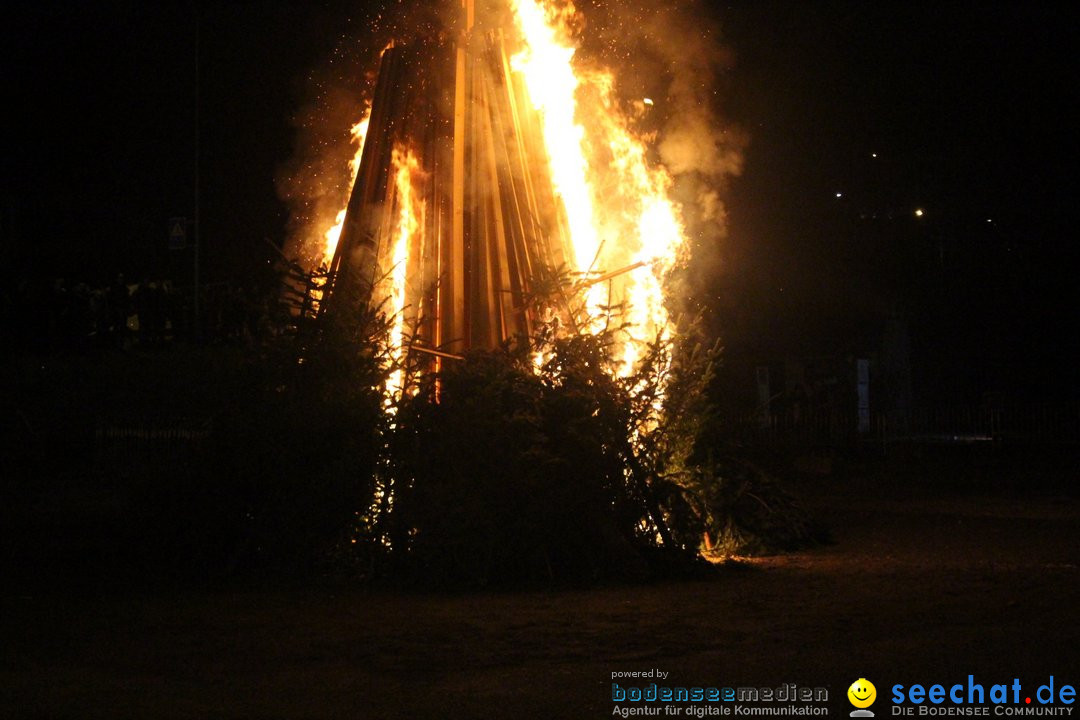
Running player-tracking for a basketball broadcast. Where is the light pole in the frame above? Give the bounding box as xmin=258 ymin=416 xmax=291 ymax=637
xmin=192 ymin=8 xmax=201 ymax=343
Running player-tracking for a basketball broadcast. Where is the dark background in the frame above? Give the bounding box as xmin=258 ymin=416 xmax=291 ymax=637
xmin=2 ymin=0 xmax=1076 ymax=404
xmin=719 ymin=2 xmax=1078 ymax=406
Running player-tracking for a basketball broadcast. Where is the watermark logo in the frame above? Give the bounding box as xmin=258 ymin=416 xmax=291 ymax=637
xmin=890 ymin=676 xmax=1075 ymax=715
xmin=849 ymin=679 xmax=878 ymax=717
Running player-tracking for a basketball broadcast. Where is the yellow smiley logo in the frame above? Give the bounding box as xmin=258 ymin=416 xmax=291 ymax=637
xmin=848 ymin=678 xmax=877 ymax=708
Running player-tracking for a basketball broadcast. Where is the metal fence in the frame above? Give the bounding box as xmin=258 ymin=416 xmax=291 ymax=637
xmin=751 ymin=402 xmax=1080 ymax=448
xmin=94 ymin=416 xmax=213 ymax=472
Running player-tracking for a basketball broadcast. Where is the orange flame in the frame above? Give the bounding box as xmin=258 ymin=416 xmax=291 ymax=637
xmin=322 ymin=114 xmax=371 ymax=267
xmin=313 ymin=0 xmax=687 ymax=384
xmin=385 ymin=145 xmax=422 ymax=400
xmin=510 ymin=0 xmax=685 ymax=375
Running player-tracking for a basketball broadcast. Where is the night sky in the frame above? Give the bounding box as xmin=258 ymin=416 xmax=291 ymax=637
xmin=3 ymin=0 xmax=1076 ymax=400
xmin=719 ymin=2 xmax=1077 ymax=402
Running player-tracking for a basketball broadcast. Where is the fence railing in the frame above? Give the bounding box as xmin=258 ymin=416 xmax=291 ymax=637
xmin=94 ymin=416 xmax=213 ymax=471
xmin=749 ymin=402 xmax=1079 ymax=447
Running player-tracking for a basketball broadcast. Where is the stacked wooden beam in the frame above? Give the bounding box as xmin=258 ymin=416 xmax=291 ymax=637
xmin=323 ymin=0 xmax=573 ymax=356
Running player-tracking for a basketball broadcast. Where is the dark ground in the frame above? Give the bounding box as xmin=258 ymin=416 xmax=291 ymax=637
xmin=1 ymin=350 xmax=1077 ymax=717
xmin=2 ymin=458 xmax=1076 ymax=719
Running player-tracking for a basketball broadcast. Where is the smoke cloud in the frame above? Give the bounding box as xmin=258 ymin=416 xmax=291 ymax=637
xmin=574 ymin=0 xmax=747 ymax=313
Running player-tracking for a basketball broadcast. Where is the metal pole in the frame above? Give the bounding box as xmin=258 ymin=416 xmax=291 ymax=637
xmin=411 ymin=345 xmax=466 ymax=362
xmin=193 ymin=10 xmax=201 ymax=342
xmin=577 ymin=260 xmax=649 ymax=288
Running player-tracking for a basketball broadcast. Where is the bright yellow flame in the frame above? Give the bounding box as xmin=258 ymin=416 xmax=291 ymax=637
xmin=322 ymin=114 xmax=371 ymax=267
xmin=510 ymin=0 xmax=686 ymax=376
xmin=385 ymin=145 xmax=422 ymax=400
xmin=510 ymin=0 xmax=600 ymax=275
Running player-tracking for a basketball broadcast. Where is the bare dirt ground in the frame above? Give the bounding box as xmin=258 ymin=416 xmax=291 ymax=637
xmin=2 ymin=475 xmax=1077 ymax=719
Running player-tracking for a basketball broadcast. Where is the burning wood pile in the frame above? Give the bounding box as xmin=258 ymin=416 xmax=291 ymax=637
xmin=259 ymin=1 xmax=770 ymax=582
xmin=304 ymin=0 xmax=688 ymax=379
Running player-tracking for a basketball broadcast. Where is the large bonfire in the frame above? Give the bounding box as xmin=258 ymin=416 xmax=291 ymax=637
xmin=263 ymin=0 xmax=789 ymax=581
